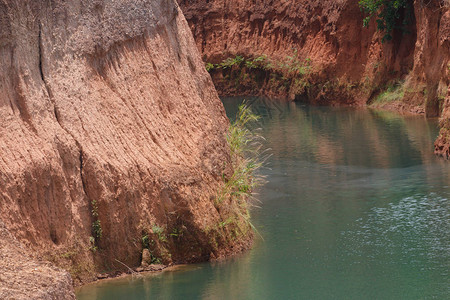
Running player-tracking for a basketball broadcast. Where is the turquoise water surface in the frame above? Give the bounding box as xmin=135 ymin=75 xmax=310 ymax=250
xmin=77 ymin=98 xmax=450 ymax=299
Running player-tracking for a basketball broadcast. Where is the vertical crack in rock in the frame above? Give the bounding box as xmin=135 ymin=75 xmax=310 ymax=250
xmin=38 ymin=23 xmax=89 ymax=200
xmin=38 ymin=24 xmax=45 ymax=83
xmin=38 ymin=22 xmax=60 ymax=124
xmin=79 ymin=149 xmax=88 ymax=197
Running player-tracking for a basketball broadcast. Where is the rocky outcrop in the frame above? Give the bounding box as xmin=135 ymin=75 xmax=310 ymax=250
xmin=180 ymin=0 xmax=449 ymax=152
xmin=0 ymin=0 xmax=252 ymax=293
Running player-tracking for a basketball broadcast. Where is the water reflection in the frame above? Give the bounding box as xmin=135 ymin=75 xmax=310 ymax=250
xmin=77 ymin=98 xmax=450 ymax=300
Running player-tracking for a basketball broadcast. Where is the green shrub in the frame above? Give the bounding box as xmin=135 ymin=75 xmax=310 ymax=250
xmin=210 ymin=54 xmax=311 ymax=75
xmin=219 ymin=55 xmax=244 ymax=69
xmin=245 ymin=55 xmax=269 ymax=69
xmin=92 ymin=220 xmax=102 ymax=239
xmin=359 ymin=0 xmax=413 ymax=42
xmin=150 ymin=255 xmax=162 ymax=265
xmin=205 ymin=62 xmax=215 ymax=72
xmin=91 ymin=200 xmax=102 ymax=244
xmin=141 ymin=230 xmax=164 ymax=264
xmin=206 ymin=54 xmax=312 ymax=98
xmin=152 ymin=225 xmax=167 ymax=242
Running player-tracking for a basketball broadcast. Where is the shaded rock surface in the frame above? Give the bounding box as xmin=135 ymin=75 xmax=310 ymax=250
xmin=140 ymin=249 xmax=151 ymax=268
xmin=0 ymin=0 xmax=252 ymax=294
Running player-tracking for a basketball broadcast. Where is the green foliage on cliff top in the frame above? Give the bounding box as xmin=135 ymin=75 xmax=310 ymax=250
xmin=359 ymin=0 xmax=413 ymax=42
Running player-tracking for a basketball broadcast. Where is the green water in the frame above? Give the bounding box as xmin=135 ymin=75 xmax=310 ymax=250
xmin=77 ymin=98 xmax=450 ymax=300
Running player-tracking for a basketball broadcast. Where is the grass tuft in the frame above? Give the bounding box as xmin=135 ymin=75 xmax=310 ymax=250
xmin=371 ymin=81 xmax=405 ymax=105
xmin=217 ymin=103 xmax=264 ymax=205
xmin=215 ymin=102 xmax=268 ymax=241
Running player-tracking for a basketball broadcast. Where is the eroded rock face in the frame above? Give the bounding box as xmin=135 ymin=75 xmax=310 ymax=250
xmin=180 ymin=0 xmax=449 ymax=153
xmin=180 ymin=0 xmax=418 ymax=106
xmin=179 ymin=0 xmax=448 ymax=108
xmin=0 ymin=0 xmax=252 ymax=291
xmin=0 ymin=221 xmax=75 ymax=299
xmin=433 ymin=8 xmax=450 ymax=158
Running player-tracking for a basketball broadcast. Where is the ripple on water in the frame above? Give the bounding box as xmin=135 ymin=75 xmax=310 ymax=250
xmin=341 ymin=193 xmax=450 ymax=296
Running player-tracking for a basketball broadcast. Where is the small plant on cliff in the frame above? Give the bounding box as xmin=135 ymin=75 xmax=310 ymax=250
xmin=90 ymin=199 xmax=102 ymax=249
xmin=141 ymin=235 xmax=162 ymax=264
xmin=92 ymin=220 xmax=102 ymax=239
xmin=206 ymin=62 xmax=215 ymax=72
xmin=89 ymin=236 xmax=97 ymax=252
xmin=152 ymin=225 xmax=168 ymax=243
xmin=219 ymin=55 xmax=244 ymax=69
xmin=245 ymin=55 xmax=270 ymax=70
xmin=169 ymin=227 xmax=183 ymax=238
xmin=142 ymin=234 xmax=150 ymax=249
xmin=359 ymin=0 xmax=413 ymax=42
xmin=150 ymin=254 xmax=162 ymax=264
xmin=208 ymin=53 xmax=312 ymax=98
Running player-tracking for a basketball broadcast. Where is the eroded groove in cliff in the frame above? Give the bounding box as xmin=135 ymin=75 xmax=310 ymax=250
xmin=38 ymin=22 xmax=90 ymax=202
xmin=38 ymin=24 xmax=45 ymax=83
xmin=38 ymin=22 xmax=61 ymax=124
xmin=79 ymin=149 xmax=88 ymax=197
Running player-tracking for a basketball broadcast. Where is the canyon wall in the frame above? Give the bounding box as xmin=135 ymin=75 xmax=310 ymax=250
xmin=180 ymin=0 xmax=449 ymax=154
xmin=179 ymin=0 xmax=448 ymax=112
xmin=0 ymin=0 xmax=251 ymax=295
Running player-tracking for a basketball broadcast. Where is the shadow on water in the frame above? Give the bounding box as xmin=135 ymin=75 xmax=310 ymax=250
xmin=77 ymin=97 xmax=450 ymax=300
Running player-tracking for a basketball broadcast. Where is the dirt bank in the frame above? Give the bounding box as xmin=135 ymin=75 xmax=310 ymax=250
xmin=0 ymin=0 xmax=252 ymax=296
xmin=179 ymin=0 xmax=449 ymax=153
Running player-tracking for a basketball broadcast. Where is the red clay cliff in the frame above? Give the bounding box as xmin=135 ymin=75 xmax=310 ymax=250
xmin=180 ymin=0 xmax=449 ymax=154
xmin=0 ymin=0 xmax=251 ymax=297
